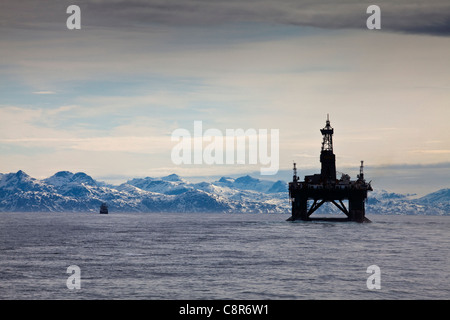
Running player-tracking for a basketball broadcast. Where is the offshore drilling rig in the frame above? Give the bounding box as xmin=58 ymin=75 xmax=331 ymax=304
xmin=288 ymin=115 xmax=372 ymax=222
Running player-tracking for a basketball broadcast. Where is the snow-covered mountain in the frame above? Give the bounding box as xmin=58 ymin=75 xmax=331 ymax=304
xmin=0 ymin=170 xmax=448 ymax=215
xmin=0 ymin=170 xmax=289 ymax=213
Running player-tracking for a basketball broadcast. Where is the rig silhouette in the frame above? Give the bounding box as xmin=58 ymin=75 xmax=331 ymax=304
xmin=288 ymin=115 xmax=372 ymax=222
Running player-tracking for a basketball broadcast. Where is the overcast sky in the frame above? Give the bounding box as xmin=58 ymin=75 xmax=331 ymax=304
xmin=1 ymin=0 xmax=449 ymax=195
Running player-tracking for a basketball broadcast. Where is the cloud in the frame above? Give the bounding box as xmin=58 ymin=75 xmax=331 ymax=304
xmin=70 ymin=136 xmax=169 ymax=154
xmin=411 ymin=150 xmax=450 ymax=154
xmin=32 ymin=91 xmax=56 ymax=94
xmin=0 ymin=105 xmax=174 ymax=155
xmin=1 ymin=0 xmax=449 ymax=36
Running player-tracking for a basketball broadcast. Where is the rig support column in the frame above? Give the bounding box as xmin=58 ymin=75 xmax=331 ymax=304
xmin=349 ymin=193 xmax=366 ymax=222
xmin=291 ymin=194 xmax=308 ymax=221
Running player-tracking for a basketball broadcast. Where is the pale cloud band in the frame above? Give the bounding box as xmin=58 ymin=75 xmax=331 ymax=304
xmin=32 ymin=91 xmax=56 ymax=95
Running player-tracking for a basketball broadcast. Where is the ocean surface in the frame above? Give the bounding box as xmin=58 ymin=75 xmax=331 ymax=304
xmin=0 ymin=212 xmax=448 ymax=300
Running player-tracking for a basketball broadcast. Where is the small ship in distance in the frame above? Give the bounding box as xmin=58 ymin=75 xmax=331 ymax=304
xmin=99 ymin=202 xmax=108 ymax=214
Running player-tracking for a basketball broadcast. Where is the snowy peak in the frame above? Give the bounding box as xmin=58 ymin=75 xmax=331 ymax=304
xmin=71 ymin=172 xmax=98 ymax=186
xmin=218 ymin=177 xmax=235 ymax=184
xmin=126 ymin=175 xmax=187 ymax=194
xmin=8 ymin=170 xmax=32 ymax=182
xmin=15 ymin=170 xmax=29 ymax=178
xmin=43 ymin=171 xmax=74 ymax=187
xmin=215 ymin=175 xmax=283 ymax=193
xmin=42 ymin=171 xmax=100 ymax=199
xmin=268 ymin=180 xmax=288 ymax=193
xmin=53 ymin=171 xmax=72 ymax=178
xmin=234 ymin=175 xmax=260 ymax=185
xmin=44 ymin=171 xmax=98 ymax=187
xmin=0 ymin=170 xmax=49 ymax=192
xmin=161 ymin=174 xmax=184 ymax=182
xmin=417 ymin=188 xmax=450 ymax=204
xmin=371 ymin=189 xmax=408 ymax=200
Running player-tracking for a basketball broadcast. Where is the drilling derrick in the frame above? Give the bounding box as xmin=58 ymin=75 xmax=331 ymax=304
xmin=320 ymin=114 xmax=336 ymax=183
xmin=288 ymin=116 xmax=373 ymax=222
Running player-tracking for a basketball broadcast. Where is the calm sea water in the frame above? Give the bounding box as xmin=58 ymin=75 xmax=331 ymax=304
xmin=0 ymin=212 xmax=448 ymax=300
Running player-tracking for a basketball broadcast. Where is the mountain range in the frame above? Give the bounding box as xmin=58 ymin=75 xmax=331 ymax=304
xmin=0 ymin=170 xmax=448 ymax=215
